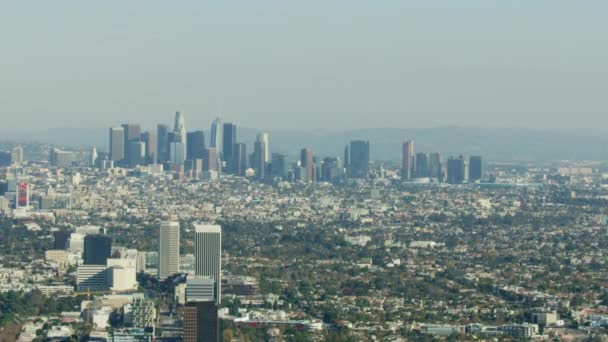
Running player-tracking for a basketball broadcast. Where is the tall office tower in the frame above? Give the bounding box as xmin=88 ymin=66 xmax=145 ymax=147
xmin=187 ymin=131 xmax=205 ymax=160
xmin=253 ymin=133 xmax=268 ymax=179
xmin=343 ymin=145 xmax=350 ymax=170
xmin=270 ymin=153 xmax=287 ymax=179
xmin=202 ymin=148 xmax=218 ymax=172
xmin=141 ymin=131 xmax=157 ymax=164
xmin=300 ymin=148 xmax=314 ymax=182
xmin=157 ymin=124 xmax=170 ymax=163
xmin=173 ymin=111 xmax=187 ymax=162
xmin=209 ymin=118 xmax=223 ymax=156
xmin=402 ymin=140 xmax=415 ymax=179
xmin=194 ymin=224 xmax=222 ymax=304
xmin=348 ymin=140 xmax=370 ymax=179
xmin=83 ymin=235 xmax=112 ymax=265
xmin=16 ymin=182 xmax=28 ymax=209
xmin=183 ymin=301 xmax=218 ymax=342
xmin=158 ymin=221 xmax=180 ymax=280
xmin=447 ymin=155 xmax=467 ymax=184
xmin=91 ymin=146 xmax=98 ymax=167
xmin=231 ymin=143 xmax=247 ymax=176
xmin=169 ymin=131 xmax=185 ymax=169
xmin=321 ymin=157 xmax=341 ymax=183
xmin=415 ymin=152 xmax=430 ymax=178
xmin=469 ymin=156 xmax=483 ymax=182
xmin=127 ymin=141 xmax=146 ymax=167
xmin=49 ymin=148 xmax=74 ymax=168
xmin=11 ymin=145 xmax=23 ymax=165
xmin=121 ymin=124 xmax=142 ymax=162
xmin=109 ymin=127 xmax=125 ymax=162
xmin=429 ymin=153 xmax=442 ymax=180
xmin=53 ymin=231 xmax=71 ymax=250
xmin=222 ymin=123 xmax=236 ymax=172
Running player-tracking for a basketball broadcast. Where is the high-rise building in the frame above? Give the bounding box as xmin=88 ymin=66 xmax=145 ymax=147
xmin=429 ymin=153 xmax=442 ymax=180
xmin=469 ymin=156 xmax=483 ymax=182
xmin=53 ymin=231 xmax=71 ymax=250
xmin=253 ymin=133 xmax=269 ymax=179
xmin=141 ymin=131 xmax=157 ymax=164
xmin=122 ymin=124 xmax=142 ymax=163
xmin=232 ymin=143 xmax=247 ymax=176
xmin=270 ymin=153 xmax=287 ymax=179
xmin=300 ymin=148 xmax=314 ymax=182
xmin=222 ymin=123 xmax=236 ymax=172
xmin=174 ymin=110 xmax=187 ymax=150
xmin=91 ymin=146 xmax=98 ymax=167
xmin=209 ymin=118 xmax=223 ymax=157
xmin=186 ymin=131 xmax=205 ymax=161
xmin=127 ymin=141 xmax=146 ymax=167
xmin=402 ymin=140 xmax=415 ymax=179
xmin=415 ymin=152 xmax=429 ymax=178
xmin=49 ymin=148 xmax=74 ymax=168
xmin=348 ymin=140 xmax=370 ymax=179
xmin=202 ymin=148 xmax=218 ymax=172
xmin=343 ymin=145 xmax=350 ymax=170
xmin=109 ymin=127 xmax=125 ymax=162
xmin=183 ymin=301 xmax=218 ymax=342
xmin=185 ymin=159 xmax=203 ymax=179
xmin=447 ymin=155 xmax=467 ymax=184
xmin=157 ymin=124 xmax=170 ymax=163
xmin=11 ymin=145 xmax=23 ymax=165
xmin=194 ymin=224 xmax=222 ymax=304
xmin=158 ymin=221 xmax=180 ymax=280
xmin=321 ymin=157 xmax=341 ymax=183
xmin=169 ymin=140 xmax=185 ymax=169
xmin=83 ymin=235 xmax=112 ymax=265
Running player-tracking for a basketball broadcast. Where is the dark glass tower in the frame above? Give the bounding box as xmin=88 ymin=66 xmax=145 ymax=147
xmin=469 ymin=156 xmax=483 ymax=182
xmin=222 ymin=123 xmax=236 ymax=172
xmin=83 ymin=235 xmax=112 ymax=265
xmin=187 ymin=131 xmax=206 ymax=160
xmin=348 ymin=140 xmax=370 ymax=179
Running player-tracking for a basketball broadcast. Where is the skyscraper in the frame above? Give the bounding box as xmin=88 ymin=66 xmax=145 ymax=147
xmin=174 ymin=111 xmax=187 ymax=161
xmin=253 ymin=133 xmax=269 ymax=179
xmin=187 ymin=131 xmax=205 ymax=160
xmin=109 ymin=127 xmax=125 ymax=162
xmin=300 ymin=148 xmax=314 ymax=182
xmin=429 ymin=153 xmax=442 ymax=180
xmin=209 ymin=118 xmax=223 ymax=157
xmin=141 ymin=131 xmax=157 ymax=164
xmin=157 ymin=124 xmax=170 ymax=164
xmin=415 ymin=152 xmax=429 ymax=178
xmin=270 ymin=153 xmax=287 ymax=179
xmin=348 ymin=140 xmax=370 ymax=179
xmin=232 ymin=143 xmax=247 ymax=176
xmin=158 ymin=221 xmax=180 ymax=280
xmin=222 ymin=123 xmax=236 ymax=172
xmin=127 ymin=141 xmax=145 ymax=167
xmin=121 ymin=124 xmax=142 ymax=163
xmin=194 ymin=224 xmax=222 ymax=304
xmin=469 ymin=156 xmax=483 ymax=182
xmin=447 ymin=155 xmax=467 ymax=184
xmin=343 ymin=145 xmax=350 ymax=170
xmin=321 ymin=157 xmax=341 ymax=183
xmin=11 ymin=145 xmax=23 ymax=165
xmin=202 ymin=148 xmax=218 ymax=172
xmin=402 ymin=140 xmax=415 ymax=179
xmin=183 ymin=301 xmax=218 ymax=342
xmin=83 ymin=235 xmax=112 ymax=265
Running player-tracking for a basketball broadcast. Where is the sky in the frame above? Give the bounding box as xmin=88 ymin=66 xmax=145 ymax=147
xmin=1 ymin=0 xmax=607 ymax=132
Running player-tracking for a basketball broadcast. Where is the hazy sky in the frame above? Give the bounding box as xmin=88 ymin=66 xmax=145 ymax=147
xmin=1 ymin=1 xmax=607 ymax=131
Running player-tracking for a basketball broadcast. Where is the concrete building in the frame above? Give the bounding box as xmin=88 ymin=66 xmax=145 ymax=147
xmin=158 ymin=221 xmax=180 ymax=279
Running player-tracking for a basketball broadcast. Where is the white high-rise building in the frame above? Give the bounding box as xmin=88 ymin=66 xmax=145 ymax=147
xmin=194 ymin=224 xmax=222 ymax=304
xmin=257 ymin=132 xmax=270 ymax=163
xmin=158 ymin=221 xmax=180 ymax=279
xmin=173 ymin=111 xmax=187 ymax=161
xmin=210 ymin=117 xmax=223 ymax=156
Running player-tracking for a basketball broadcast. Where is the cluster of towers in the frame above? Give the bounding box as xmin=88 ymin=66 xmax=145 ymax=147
xmin=402 ymin=140 xmax=484 ymax=184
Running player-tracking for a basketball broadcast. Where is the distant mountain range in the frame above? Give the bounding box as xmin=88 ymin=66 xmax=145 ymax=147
xmin=1 ymin=126 xmax=607 ymax=162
